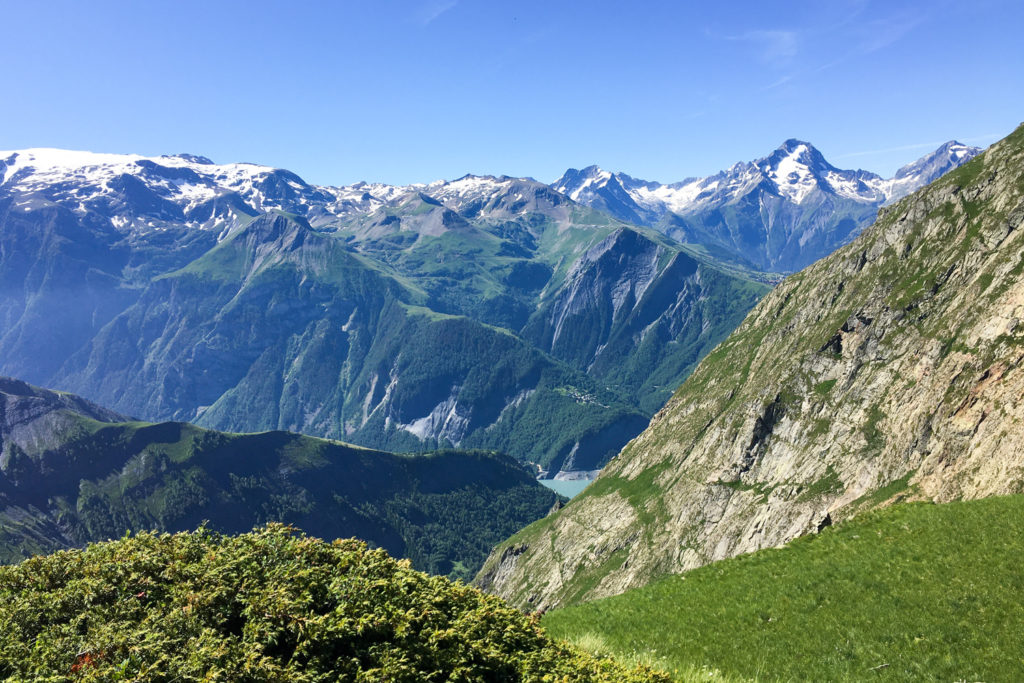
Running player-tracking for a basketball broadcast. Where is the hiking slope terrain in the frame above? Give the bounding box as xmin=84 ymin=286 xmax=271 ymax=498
xmin=543 ymin=495 xmax=1024 ymax=681
xmin=478 ymin=124 xmax=1024 ymax=609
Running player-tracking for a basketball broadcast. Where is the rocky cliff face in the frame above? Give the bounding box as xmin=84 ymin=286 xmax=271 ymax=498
xmin=0 ymin=376 xmax=125 ymax=486
xmin=523 ymin=228 xmax=767 ymax=413
xmin=477 ymin=124 xmax=1024 ymax=610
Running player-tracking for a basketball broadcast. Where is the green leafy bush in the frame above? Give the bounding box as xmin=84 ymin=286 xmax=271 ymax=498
xmin=0 ymin=525 xmax=668 ymax=682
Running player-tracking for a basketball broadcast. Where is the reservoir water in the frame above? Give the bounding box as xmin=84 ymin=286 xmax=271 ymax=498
xmin=538 ymin=478 xmax=591 ymax=499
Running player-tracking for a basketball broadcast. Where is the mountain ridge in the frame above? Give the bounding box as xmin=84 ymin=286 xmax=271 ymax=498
xmin=2 ymin=138 xmax=977 ymax=244
xmin=477 ymin=123 xmax=1024 ymax=610
xmin=0 ymin=376 xmax=560 ymax=579
xmin=553 ymin=139 xmax=981 ymax=272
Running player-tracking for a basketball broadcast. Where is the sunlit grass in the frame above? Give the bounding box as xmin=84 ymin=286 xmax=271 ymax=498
xmin=544 ymin=495 xmax=1024 ymax=681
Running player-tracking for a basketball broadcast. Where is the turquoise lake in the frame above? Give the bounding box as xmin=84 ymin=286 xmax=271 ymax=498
xmin=539 ymin=479 xmax=592 ymax=499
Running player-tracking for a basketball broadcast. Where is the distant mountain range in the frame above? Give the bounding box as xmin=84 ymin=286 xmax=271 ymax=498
xmin=0 ymin=139 xmax=977 ymax=476
xmin=1 ymin=139 xmax=976 ymax=273
xmin=553 ymin=140 xmax=980 ymax=271
xmin=0 ymin=150 xmax=770 ymax=475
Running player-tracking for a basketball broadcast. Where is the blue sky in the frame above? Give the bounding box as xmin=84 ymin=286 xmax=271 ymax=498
xmin=2 ymin=0 xmax=1021 ymax=185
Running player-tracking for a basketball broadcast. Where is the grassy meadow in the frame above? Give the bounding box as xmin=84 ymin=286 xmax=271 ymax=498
xmin=543 ymin=495 xmax=1024 ymax=681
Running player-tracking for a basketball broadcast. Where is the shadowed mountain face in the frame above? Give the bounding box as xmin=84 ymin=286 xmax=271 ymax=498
xmin=478 ymin=125 xmax=1024 ymax=610
xmin=553 ymin=141 xmax=981 ymax=272
xmin=0 ymin=153 xmax=770 ymax=474
xmin=0 ymin=377 xmax=559 ymax=579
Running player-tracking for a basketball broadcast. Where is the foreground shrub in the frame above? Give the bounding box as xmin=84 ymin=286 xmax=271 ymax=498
xmin=0 ymin=524 xmax=667 ymax=682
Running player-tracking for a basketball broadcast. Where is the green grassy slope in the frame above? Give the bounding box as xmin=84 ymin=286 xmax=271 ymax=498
xmin=0 ymin=525 xmax=669 ymax=682
xmin=542 ymin=495 xmax=1024 ymax=681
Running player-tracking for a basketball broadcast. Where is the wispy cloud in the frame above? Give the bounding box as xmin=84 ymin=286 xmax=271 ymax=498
xmin=834 ymin=134 xmax=1000 ymax=159
xmin=855 ymin=10 xmax=926 ymax=53
xmin=416 ymin=0 xmax=457 ymax=26
xmin=721 ymin=3 xmax=936 ymax=91
xmin=724 ymin=29 xmax=799 ymax=67
xmin=760 ymin=74 xmax=795 ymax=91
xmin=834 ymin=140 xmax=950 ymax=159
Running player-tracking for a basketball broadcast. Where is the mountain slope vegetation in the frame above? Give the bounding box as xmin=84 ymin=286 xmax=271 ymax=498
xmin=478 ymin=124 xmax=1024 ymax=609
xmin=0 ymin=377 xmax=558 ymax=579
xmin=0 ymin=525 xmax=668 ymax=682
xmin=543 ymin=495 xmax=1024 ymax=682
xmin=33 ymin=210 xmax=652 ymax=473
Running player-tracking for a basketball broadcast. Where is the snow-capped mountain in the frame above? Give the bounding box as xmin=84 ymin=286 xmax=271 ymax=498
xmin=0 ymin=148 xmax=340 ymax=236
xmin=884 ymin=140 xmax=981 ymax=202
xmin=554 ymin=140 xmax=981 ymax=271
xmin=0 ymin=139 xmax=981 ymax=274
xmin=553 ymin=167 xmax=662 ymax=226
xmin=0 ymin=149 xmax=562 ymax=239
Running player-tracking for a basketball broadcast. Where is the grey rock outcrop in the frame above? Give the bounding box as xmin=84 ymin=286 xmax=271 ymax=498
xmin=0 ymin=376 xmax=125 ymax=479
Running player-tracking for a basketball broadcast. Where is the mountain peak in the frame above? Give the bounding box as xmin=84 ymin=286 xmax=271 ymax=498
xmin=754 ymin=140 xmax=836 ymax=204
xmin=165 ymin=153 xmax=214 ymax=165
xmin=551 ymin=165 xmax=614 ymax=201
xmin=779 ymin=138 xmax=813 ymax=152
xmin=766 ymin=139 xmax=828 ymax=167
xmin=452 ymin=173 xmax=498 ymax=182
xmin=929 ymin=140 xmax=977 ymax=159
xmin=891 ymin=140 xmax=982 ymax=184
